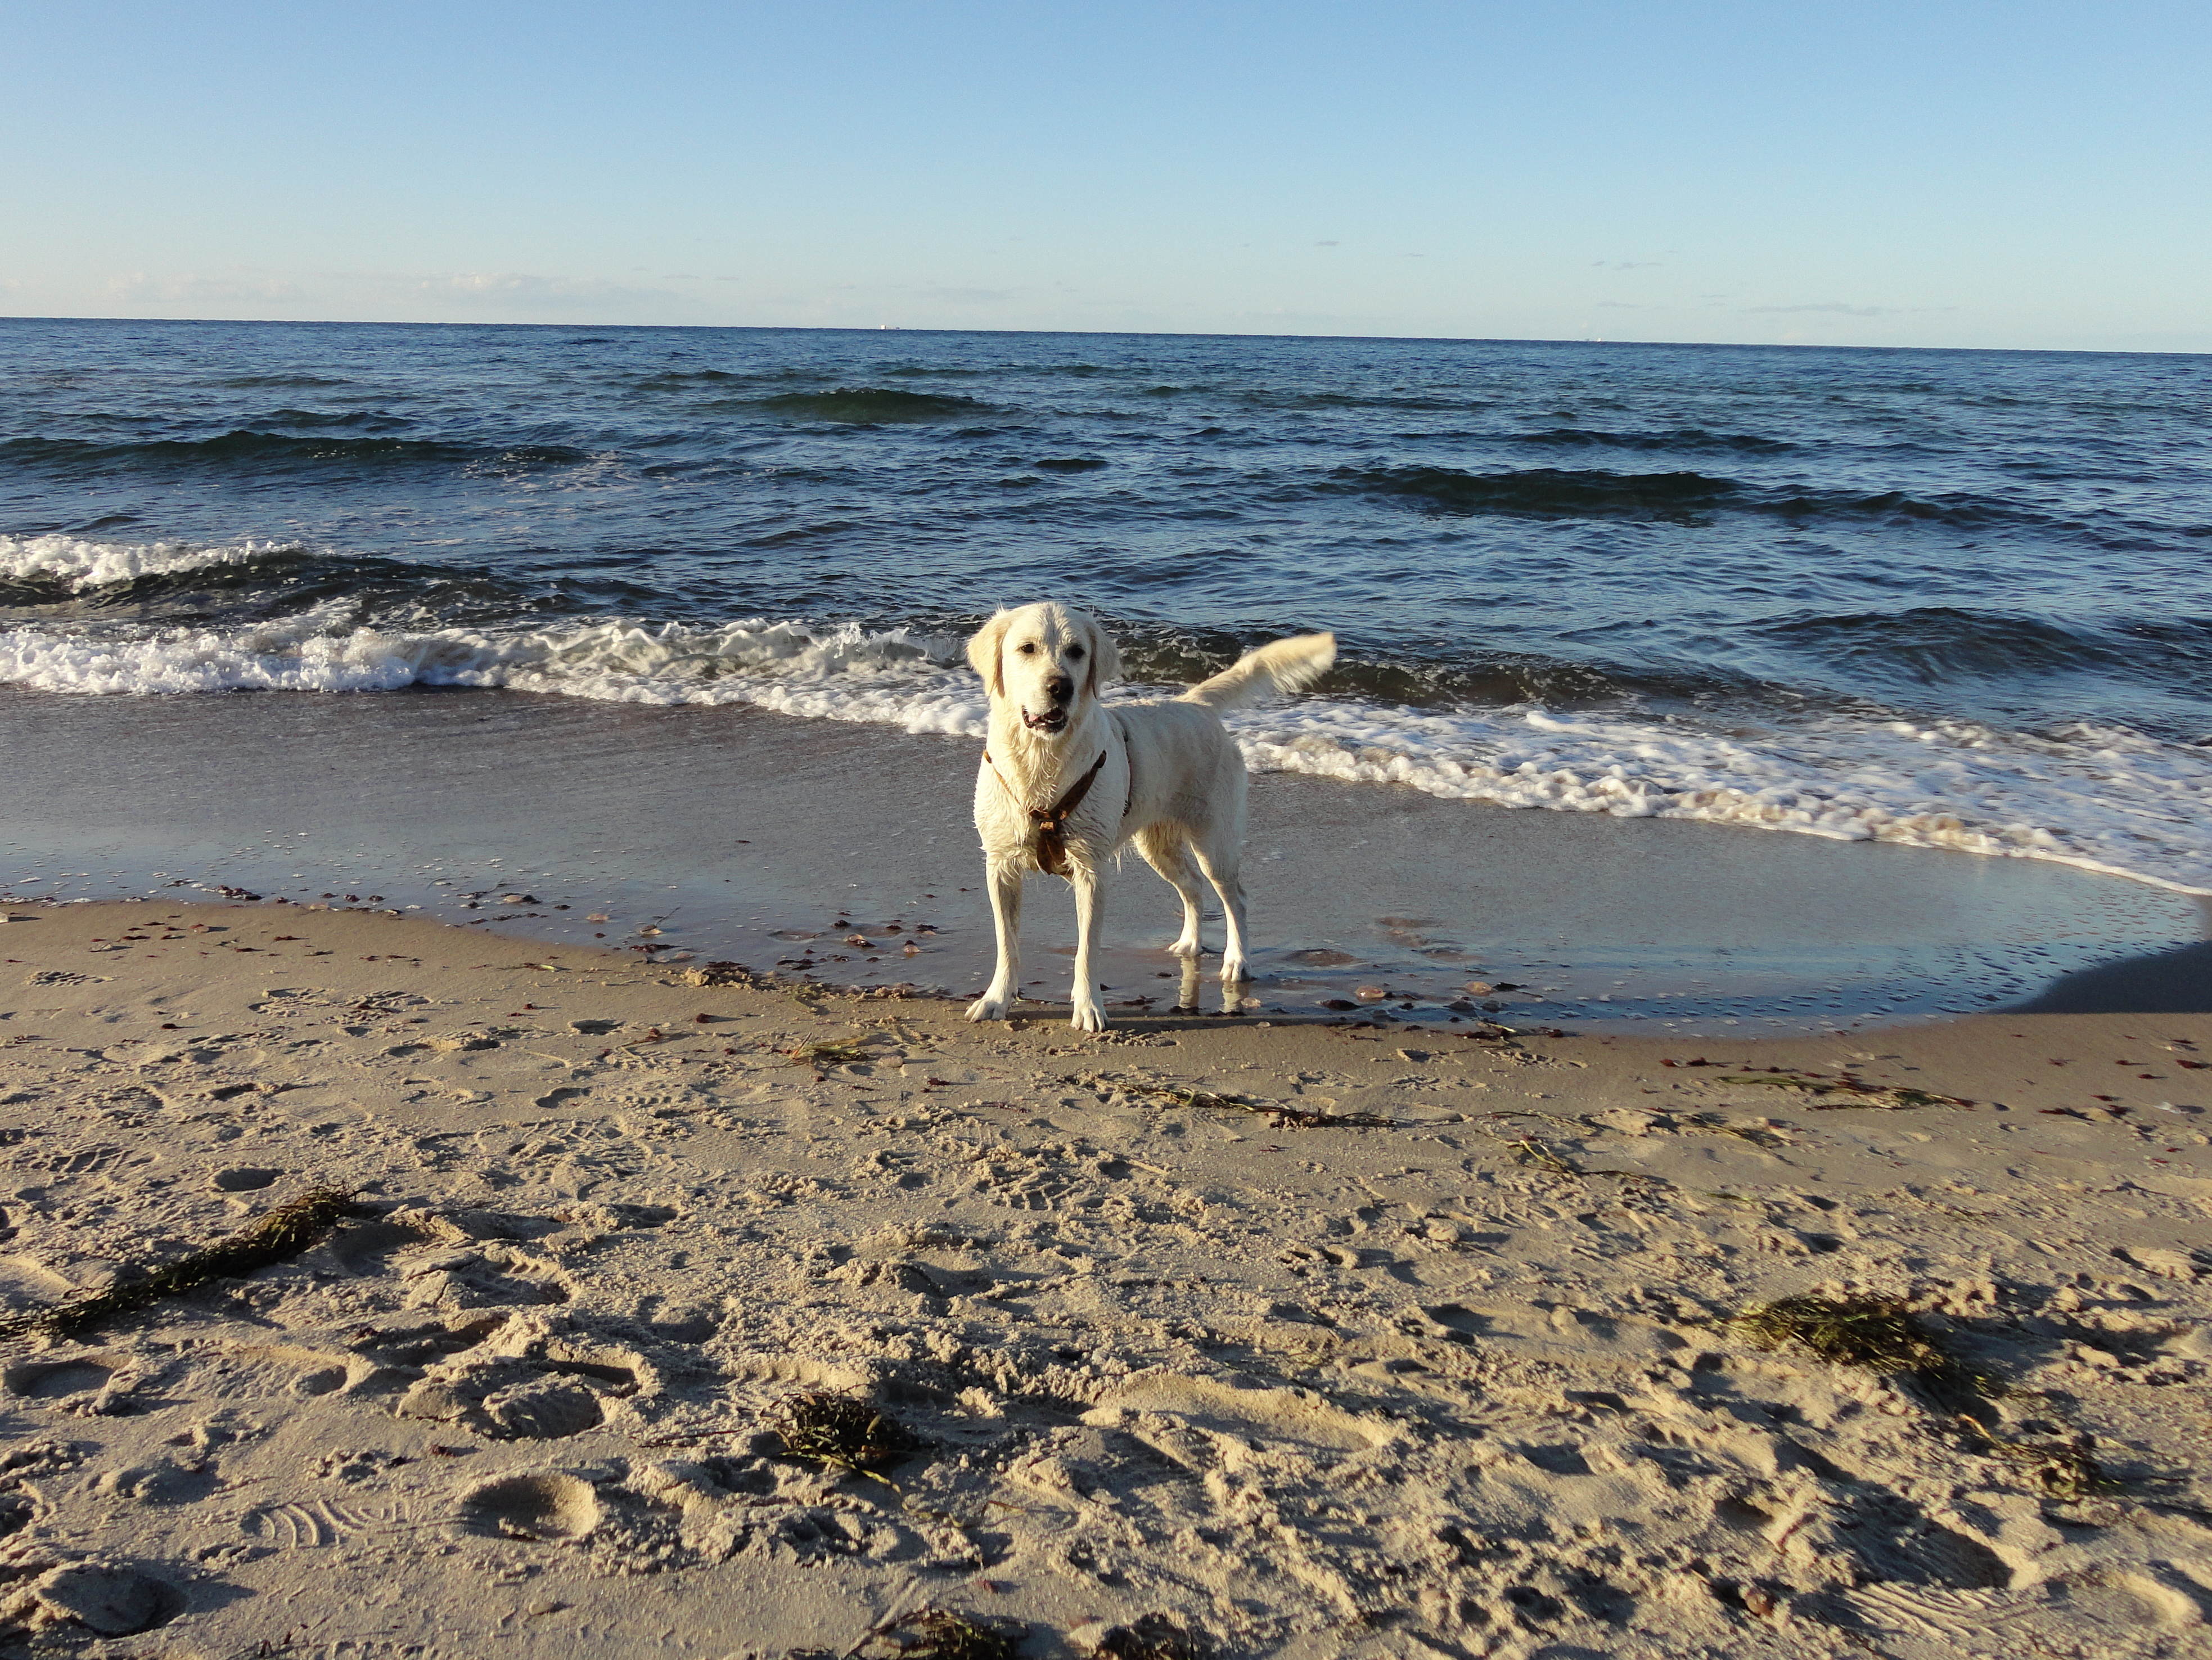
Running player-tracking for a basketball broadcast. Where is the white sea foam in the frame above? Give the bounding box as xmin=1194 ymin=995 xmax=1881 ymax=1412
xmin=6 ymin=613 xmax=2211 ymax=896
xmin=0 ymin=533 xmax=288 ymax=591
xmin=1229 ymin=701 xmax=2212 ymax=896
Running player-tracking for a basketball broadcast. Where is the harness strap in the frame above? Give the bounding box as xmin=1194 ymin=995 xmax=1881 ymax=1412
xmin=985 ymin=748 xmax=1109 ymax=877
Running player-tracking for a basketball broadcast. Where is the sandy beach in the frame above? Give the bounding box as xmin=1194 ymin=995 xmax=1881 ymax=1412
xmin=2 ymin=896 xmax=2209 ymax=1658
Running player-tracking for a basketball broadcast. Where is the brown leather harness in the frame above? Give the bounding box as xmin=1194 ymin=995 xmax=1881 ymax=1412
xmin=985 ymin=746 xmax=1111 ymax=877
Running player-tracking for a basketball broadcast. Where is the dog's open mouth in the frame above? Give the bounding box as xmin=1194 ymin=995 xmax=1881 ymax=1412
xmin=1021 ymin=707 xmax=1068 ymax=733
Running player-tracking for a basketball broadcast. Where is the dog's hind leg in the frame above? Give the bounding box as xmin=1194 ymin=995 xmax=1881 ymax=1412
xmin=1136 ymin=824 xmax=1207 ymax=960
xmin=1191 ymin=840 xmax=1251 ymax=988
xmin=965 ymin=858 xmax=1025 ymax=1022
xmin=1069 ymin=861 xmax=1109 ymax=1032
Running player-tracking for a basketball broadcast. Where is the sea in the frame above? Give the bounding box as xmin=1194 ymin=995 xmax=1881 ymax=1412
xmin=4 ymin=318 xmax=2208 ymax=1029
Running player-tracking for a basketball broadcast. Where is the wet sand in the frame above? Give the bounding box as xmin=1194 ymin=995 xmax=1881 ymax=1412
xmin=2 ymin=685 xmax=2202 ymax=1035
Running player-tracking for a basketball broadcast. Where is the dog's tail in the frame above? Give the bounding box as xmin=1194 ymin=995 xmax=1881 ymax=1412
xmin=1179 ymin=632 xmax=1336 ymax=711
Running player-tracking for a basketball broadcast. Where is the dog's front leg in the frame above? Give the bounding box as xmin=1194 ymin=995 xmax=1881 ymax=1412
xmin=966 ymin=859 xmax=1025 ymax=1022
xmin=1069 ymin=861 xmax=1109 ymax=1032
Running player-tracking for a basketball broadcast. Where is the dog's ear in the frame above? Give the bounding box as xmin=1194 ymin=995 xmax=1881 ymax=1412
xmin=1082 ymin=615 xmax=1123 ymax=700
xmin=966 ymin=610 xmax=1013 ymax=699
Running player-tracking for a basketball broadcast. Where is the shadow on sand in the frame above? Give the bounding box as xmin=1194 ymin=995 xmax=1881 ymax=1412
xmin=2013 ymin=939 xmax=2212 ymax=1015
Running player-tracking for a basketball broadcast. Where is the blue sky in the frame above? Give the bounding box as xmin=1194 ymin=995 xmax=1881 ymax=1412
xmin=5 ymin=1 xmax=2205 ymax=349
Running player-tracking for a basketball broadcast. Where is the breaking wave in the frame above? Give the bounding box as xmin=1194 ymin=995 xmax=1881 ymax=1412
xmin=0 ymin=532 xmax=300 ymax=594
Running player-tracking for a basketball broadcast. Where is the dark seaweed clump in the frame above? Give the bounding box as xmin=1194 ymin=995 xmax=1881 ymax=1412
xmin=771 ymin=1392 xmax=922 ymax=1475
xmin=3 ymin=1187 xmax=358 ymax=1339
xmin=858 ymin=1608 xmax=1021 ymax=1660
xmin=1728 ymin=1293 xmax=1956 ymax=1378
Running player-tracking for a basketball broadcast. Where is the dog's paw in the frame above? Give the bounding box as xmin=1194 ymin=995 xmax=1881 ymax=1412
xmin=966 ymin=995 xmax=1011 ymax=1023
xmin=1069 ymin=1002 xmax=1109 ymax=1033
xmin=1219 ymin=959 xmax=1249 ymax=985
xmin=1169 ymin=934 xmax=1203 ymax=960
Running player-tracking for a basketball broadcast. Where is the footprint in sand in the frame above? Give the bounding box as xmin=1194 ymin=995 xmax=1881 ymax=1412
xmin=4 ymin=1356 xmax=123 ymax=1402
xmin=0 ymin=1254 xmax=73 ymax=1315
xmin=457 ymin=1474 xmax=601 ymax=1542
xmin=242 ymin=1497 xmax=410 ymax=1549
xmin=345 ymin=1313 xmax=511 ymax=1371
xmin=1083 ymin=1376 xmax=1380 ymax=1452
xmin=24 ymin=1563 xmax=186 ymax=1637
xmin=88 ymin=1456 xmax=223 ymax=1506
xmin=481 ymin=1378 xmax=606 ymax=1439
xmin=1836 ymin=1572 xmax=2210 ymax=1653
xmin=398 ymin=1352 xmax=638 ymax=1440
xmin=187 ymin=1343 xmax=350 ymax=1401
xmin=398 ymin=1249 xmax=571 ymax=1310
xmin=1417 ymin=1301 xmax=1691 ymax=1366
xmin=314 ymin=1219 xmax=436 ymax=1277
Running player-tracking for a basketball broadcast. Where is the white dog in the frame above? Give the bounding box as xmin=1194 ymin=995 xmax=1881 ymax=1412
xmin=963 ymin=602 xmax=1335 ymax=1030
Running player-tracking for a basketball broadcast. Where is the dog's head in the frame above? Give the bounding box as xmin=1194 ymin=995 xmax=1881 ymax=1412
xmin=966 ymin=602 xmax=1123 ymax=736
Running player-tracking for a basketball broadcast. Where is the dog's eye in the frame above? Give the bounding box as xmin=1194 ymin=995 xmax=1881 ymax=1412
xmin=1016 ymin=642 xmax=1037 ymax=655
xmin=1067 ymin=646 xmax=1085 ymax=660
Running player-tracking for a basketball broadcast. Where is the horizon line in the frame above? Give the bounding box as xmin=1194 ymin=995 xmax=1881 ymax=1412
xmin=1 ymin=312 xmax=2204 ymax=359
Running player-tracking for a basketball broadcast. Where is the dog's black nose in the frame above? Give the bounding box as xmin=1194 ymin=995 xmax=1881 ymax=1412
xmin=1045 ymin=674 xmax=1073 ymax=704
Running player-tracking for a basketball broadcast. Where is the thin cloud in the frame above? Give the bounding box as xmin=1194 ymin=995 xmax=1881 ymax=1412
xmin=106 ymin=272 xmax=307 ymax=305
xmin=95 ymin=267 xmax=692 ymax=322
xmin=909 ymin=286 xmax=1013 ymax=306
xmin=1741 ymin=302 xmax=1958 ymax=318
xmin=1591 ymin=260 xmax=1661 ymax=271
xmin=391 ymin=272 xmax=677 ymax=309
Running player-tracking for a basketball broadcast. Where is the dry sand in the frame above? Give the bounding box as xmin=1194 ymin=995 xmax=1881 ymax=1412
xmin=2 ymin=898 xmax=2210 ymax=1658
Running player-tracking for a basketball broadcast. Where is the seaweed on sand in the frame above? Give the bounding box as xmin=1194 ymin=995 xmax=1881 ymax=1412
xmin=1728 ymin=1297 xmax=2123 ymax=1497
xmin=1481 ymin=1115 xmax=1669 ymax=1186
xmin=1718 ymin=1068 xmax=1971 ymax=1111
xmin=1957 ymin=1416 xmax=2114 ymax=1500
xmin=772 ymin=1392 xmax=923 ymax=1477
xmin=790 ymin=1038 xmax=876 ymax=1070
xmin=1507 ymin=1137 xmax=1587 ymax=1177
xmin=852 ymin=1607 xmax=1020 ymax=1660
xmin=1 ymin=1187 xmax=358 ymax=1339
xmin=1092 ymin=1614 xmax=1213 ymax=1659
xmin=1061 ymin=1071 xmax=1394 ymax=1130
xmin=1726 ymin=1293 xmax=1994 ymax=1397
xmin=1680 ymin=1110 xmax=1790 ymax=1146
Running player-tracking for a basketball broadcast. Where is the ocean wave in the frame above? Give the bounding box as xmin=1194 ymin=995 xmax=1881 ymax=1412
xmin=0 ymin=615 xmax=984 ymax=726
xmin=6 ymin=611 xmax=2210 ymax=894
xmin=0 ymin=432 xmax=595 ymax=471
xmin=747 ymin=388 xmax=993 ymax=423
xmin=1336 ymin=464 xmax=2042 ymax=528
xmin=1335 ymin=465 xmax=1740 ymax=518
xmin=1231 ymin=702 xmax=2212 ymax=896
xmin=1510 ymin=426 xmax=1795 ymax=454
xmin=0 ymin=533 xmax=299 ymax=593
xmin=1119 ymin=637 xmax=1641 ymax=709
xmin=1755 ymin=606 xmax=2168 ymax=682
xmin=241 ymin=408 xmax=414 ymax=431
xmin=208 ymin=374 xmax=352 ymax=389
xmin=630 ymin=368 xmax=780 ymax=388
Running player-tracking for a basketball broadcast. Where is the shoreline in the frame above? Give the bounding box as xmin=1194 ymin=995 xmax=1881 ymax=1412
xmin=1 ymin=900 xmax=2208 ymax=1655
xmin=3 ymin=685 xmax=2202 ymax=1038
